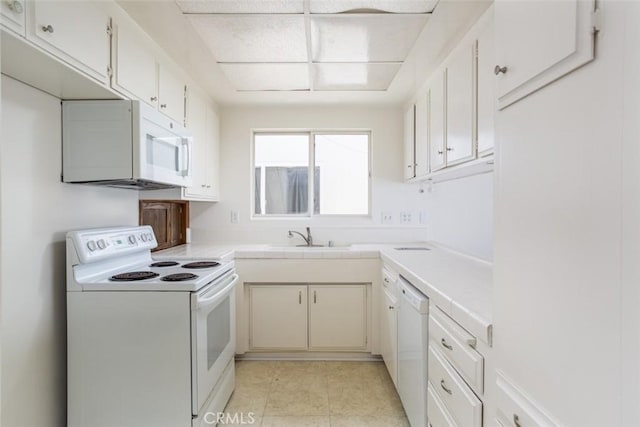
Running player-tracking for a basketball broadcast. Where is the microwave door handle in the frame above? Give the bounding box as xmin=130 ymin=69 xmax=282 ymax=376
xmin=181 ymin=138 xmax=191 ymax=177
xmin=196 ymin=274 xmax=238 ymax=309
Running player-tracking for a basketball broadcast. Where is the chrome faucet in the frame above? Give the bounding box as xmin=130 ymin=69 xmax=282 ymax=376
xmin=288 ymin=227 xmax=313 ymax=246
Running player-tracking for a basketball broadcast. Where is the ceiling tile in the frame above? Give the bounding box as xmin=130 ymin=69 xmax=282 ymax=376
xmin=309 ymin=0 xmax=438 ymax=14
xmin=187 ymin=15 xmax=308 ymax=62
xmin=176 ymin=1 xmax=304 ymax=14
xmin=220 ymin=63 xmax=310 ymax=91
xmin=313 ymin=63 xmax=401 ymax=91
xmin=310 ymin=14 xmax=429 ymax=62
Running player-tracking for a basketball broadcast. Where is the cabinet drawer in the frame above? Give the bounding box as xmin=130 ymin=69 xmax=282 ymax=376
xmin=495 ymin=372 xmax=558 ymax=427
xmin=428 ymin=382 xmax=457 ymax=427
xmin=428 ymin=346 xmax=482 ymax=427
xmin=430 ymin=308 xmax=484 ymax=392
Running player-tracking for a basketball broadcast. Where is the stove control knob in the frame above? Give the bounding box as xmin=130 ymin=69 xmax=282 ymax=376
xmin=140 ymin=234 xmax=148 ymax=242
xmin=128 ymin=235 xmax=136 ymax=244
xmin=97 ymin=239 xmax=106 ymax=250
xmin=87 ymin=240 xmax=97 ymax=252
xmin=147 ymin=233 xmax=153 ymax=241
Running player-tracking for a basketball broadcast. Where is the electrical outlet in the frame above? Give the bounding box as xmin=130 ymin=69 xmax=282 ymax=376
xmin=230 ymin=210 xmax=239 ymax=223
xmin=381 ymin=212 xmax=393 ymax=224
xmin=400 ymin=212 xmax=412 ymax=224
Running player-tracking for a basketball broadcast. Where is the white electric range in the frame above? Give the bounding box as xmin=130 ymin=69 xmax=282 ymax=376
xmin=66 ymin=225 xmax=237 ymax=427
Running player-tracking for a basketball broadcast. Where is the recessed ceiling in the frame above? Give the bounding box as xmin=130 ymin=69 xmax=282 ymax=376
xmin=177 ymin=0 xmax=437 ymax=92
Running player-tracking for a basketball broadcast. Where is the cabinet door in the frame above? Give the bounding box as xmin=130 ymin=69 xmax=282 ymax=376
xmin=1 ymin=0 xmax=26 ymax=36
xmin=403 ymin=105 xmax=416 ymax=180
xmin=184 ymin=91 xmax=209 ymax=198
xmin=112 ymin=19 xmax=158 ymax=107
xmin=205 ymin=108 xmax=221 ymax=201
xmin=139 ymin=201 xmax=188 ymax=251
xmin=29 ymin=1 xmax=110 ymax=83
xmin=158 ymin=64 xmax=186 ymax=124
xmin=446 ymin=43 xmax=475 ymax=166
xmin=309 ymin=285 xmax=367 ymax=350
xmin=429 ymin=71 xmax=446 ymax=172
xmin=414 ymin=91 xmax=430 ymax=177
xmin=249 ymin=285 xmax=307 ymax=350
xmin=477 ymin=19 xmax=495 ymax=156
xmin=494 ymin=0 xmax=596 ymax=109
xmin=381 ymin=286 xmax=398 ymax=386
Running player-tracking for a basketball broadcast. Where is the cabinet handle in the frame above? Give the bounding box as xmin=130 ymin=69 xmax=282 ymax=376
xmin=298 ymin=291 xmax=302 ymax=304
xmin=513 ymin=414 xmax=522 ymax=427
xmin=494 ymin=65 xmax=508 ymax=75
xmin=440 ymin=379 xmax=452 ymax=395
xmin=446 ymin=147 xmax=453 ymax=152
xmin=41 ymin=24 xmax=54 ymax=33
xmin=206 ymin=185 xmax=211 ymax=188
xmin=313 ymin=290 xmax=317 ymax=304
xmin=437 ymin=150 xmax=443 ymax=155
xmin=150 ymin=96 xmax=157 ymax=102
xmin=441 ymin=338 xmax=453 ymax=350
xmin=383 ymin=277 xmax=389 ymax=284
xmin=201 ymin=184 xmax=206 ymax=188
xmin=7 ymin=1 xmax=23 ymax=13
xmin=407 ymin=165 xmax=412 ymax=168
xmin=388 ymin=305 xmax=394 ymax=310
xmin=160 ymin=103 xmax=167 ymax=109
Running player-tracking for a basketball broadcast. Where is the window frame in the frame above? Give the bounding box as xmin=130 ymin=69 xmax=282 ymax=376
xmin=251 ymin=130 xmax=372 ymax=219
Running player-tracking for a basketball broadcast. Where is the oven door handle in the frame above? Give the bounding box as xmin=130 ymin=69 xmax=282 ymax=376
xmin=195 ymin=274 xmax=238 ymax=309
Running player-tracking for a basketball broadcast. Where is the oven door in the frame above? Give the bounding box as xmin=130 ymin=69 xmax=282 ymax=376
xmin=138 ymin=114 xmax=193 ymax=187
xmin=191 ymin=270 xmax=238 ymax=415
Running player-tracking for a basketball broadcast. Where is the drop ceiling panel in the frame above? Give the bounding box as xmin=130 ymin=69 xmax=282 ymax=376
xmin=176 ymin=1 xmax=304 ymax=14
xmin=187 ymin=14 xmax=307 ymax=62
xmin=220 ymin=63 xmax=310 ymax=91
xmin=313 ymin=63 xmax=401 ymax=91
xmin=309 ymin=0 xmax=438 ymax=14
xmin=310 ymin=14 xmax=429 ymax=62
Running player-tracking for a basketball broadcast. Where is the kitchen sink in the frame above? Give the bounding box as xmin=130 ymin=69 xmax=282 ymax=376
xmin=394 ymin=247 xmax=431 ymax=251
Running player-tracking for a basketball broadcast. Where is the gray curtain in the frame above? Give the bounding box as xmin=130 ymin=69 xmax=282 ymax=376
xmin=265 ymin=167 xmax=308 ymax=214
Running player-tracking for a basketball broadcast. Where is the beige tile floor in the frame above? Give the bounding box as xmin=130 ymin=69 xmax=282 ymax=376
xmin=223 ymin=360 xmax=410 ymax=427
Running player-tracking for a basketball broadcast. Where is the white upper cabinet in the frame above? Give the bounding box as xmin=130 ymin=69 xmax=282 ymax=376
xmin=476 ymin=17 xmax=495 ymax=156
xmin=414 ymin=91 xmax=430 ymax=178
xmin=494 ymin=0 xmax=597 ymax=109
xmin=445 ymin=43 xmax=475 ymax=166
xmin=1 ymin=0 xmax=26 ymax=36
xmin=28 ymin=1 xmax=110 ymax=83
xmin=204 ymin=108 xmax=221 ymax=201
xmin=158 ymin=63 xmax=187 ymax=124
xmin=111 ymin=18 xmax=158 ymax=108
xmin=403 ymin=105 xmax=416 ymax=180
xmin=429 ymin=70 xmax=446 ymax=172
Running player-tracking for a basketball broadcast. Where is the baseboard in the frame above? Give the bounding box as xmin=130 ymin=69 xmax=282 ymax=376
xmin=235 ymin=352 xmax=382 ymax=361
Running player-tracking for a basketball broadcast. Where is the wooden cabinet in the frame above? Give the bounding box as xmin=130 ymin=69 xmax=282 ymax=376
xmin=158 ymin=64 xmax=187 ymax=124
xmin=494 ymin=0 xmax=597 ymax=109
xmin=249 ymin=285 xmax=308 ymax=350
xmin=429 ymin=70 xmax=447 ymax=172
xmin=476 ymin=19 xmax=495 ymax=156
xmin=111 ymin=18 xmax=158 ymax=108
xmin=248 ymin=284 xmax=369 ymax=351
xmin=308 ymin=285 xmax=367 ymax=350
xmin=445 ymin=43 xmax=476 ymax=166
xmin=1 ymin=0 xmax=25 ymax=36
xmin=28 ymin=1 xmax=110 ymax=83
xmin=403 ymin=105 xmax=416 ymax=180
xmin=139 ymin=200 xmax=188 ymax=251
xmin=414 ymin=92 xmax=430 ymax=177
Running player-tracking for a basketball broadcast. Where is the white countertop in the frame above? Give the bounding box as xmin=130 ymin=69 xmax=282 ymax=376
xmin=154 ymin=242 xmax=492 ymax=345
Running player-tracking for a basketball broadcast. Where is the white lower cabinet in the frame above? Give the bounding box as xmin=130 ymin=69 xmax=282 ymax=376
xmin=495 ymin=372 xmax=559 ymax=427
xmin=309 ymin=285 xmax=367 ymax=350
xmin=248 ymin=284 xmax=368 ymax=351
xmin=380 ymin=283 xmax=398 ymax=386
xmin=249 ymin=285 xmax=308 ymax=350
xmin=428 ymin=382 xmax=457 ymax=427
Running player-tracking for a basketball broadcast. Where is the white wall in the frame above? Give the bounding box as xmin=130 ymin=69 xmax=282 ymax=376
xmin=190 ymin=106 xmax=428 ymax=245
xmin=0 ymin=76 xmax=138 ymax=427
xmin=424 ymin=172 xmax=494 ymax=261
xmin=493 ymin=2 xmax=636 ymax=425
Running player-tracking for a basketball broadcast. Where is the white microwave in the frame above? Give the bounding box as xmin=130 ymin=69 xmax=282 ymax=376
xmin=62 ymin=100 xmax=193 ymax=189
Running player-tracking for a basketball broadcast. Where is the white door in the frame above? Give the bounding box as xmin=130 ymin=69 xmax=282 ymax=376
xmin=111 ymin=18 xmax=158 ymax=107
xmin=1 ymin=0 xmax=25 ymax=36
xmin=158 ymin=64 xmax=186 ymax=123
xmin=429 ymin=71 xmax=446 ymax=172
xmin=308 ymin=285 xmax=367 ymax=350
xmin=381 ymin=285 xmax=398 ymax=386
xmin=494 ymin=0 xmax=596 ymax=109
xmin=29 ymin=1 xmax=110 ymax=82
xmin=249 ymin=285 xmax=308 ymax=350
xmin=415 ymin=91 xmax=430 ymax=177
xmin=403 ymin=105 xmax=416 ymax=180
xmin=477 ymin=18 xmax=496 ymax=156
xmin=446 ymin=43 xmax=475 ymax=166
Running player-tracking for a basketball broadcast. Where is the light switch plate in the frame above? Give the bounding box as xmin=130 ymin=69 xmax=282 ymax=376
xmin=230 ymin=210 xmax=239 ymax=223
xmin=381 ymin=212 xmax=393 ymax=224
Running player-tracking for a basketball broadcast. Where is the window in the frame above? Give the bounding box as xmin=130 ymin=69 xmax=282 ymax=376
xmin=253 ymin=132 xmax=370 ymax=216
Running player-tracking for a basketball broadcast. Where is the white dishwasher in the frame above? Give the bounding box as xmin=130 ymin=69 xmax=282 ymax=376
xmin=397 ymin=276 xmax=429 ymax=427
